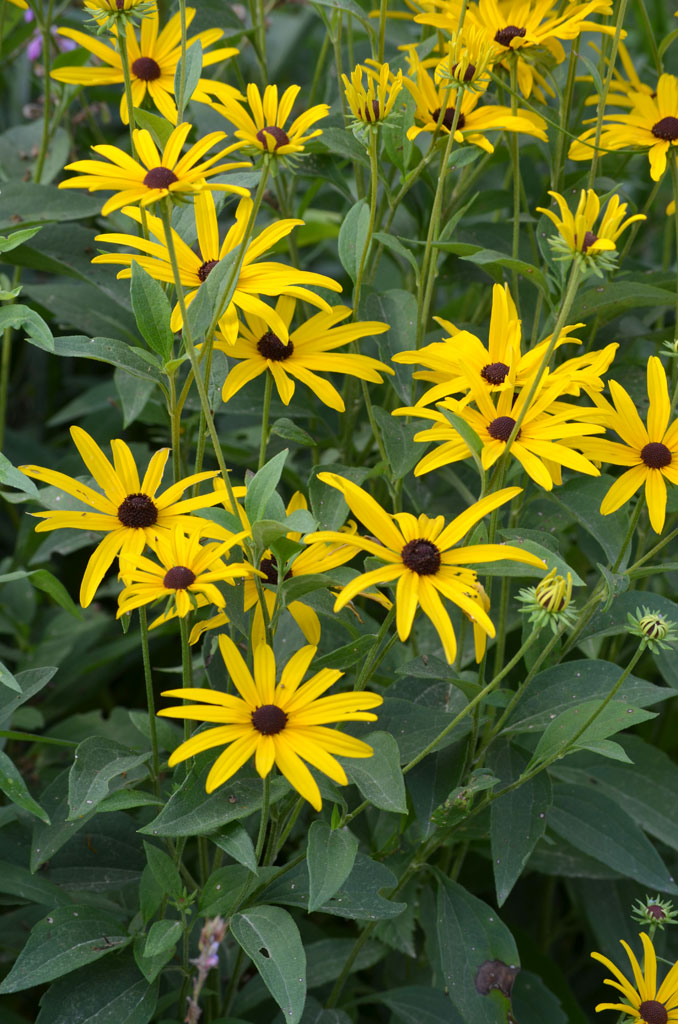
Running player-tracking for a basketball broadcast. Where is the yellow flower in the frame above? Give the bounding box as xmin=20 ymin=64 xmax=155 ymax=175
xmin=83 ymin=0 xmax=151 ymax=10
xmin=158 ymin=635 xmax=382 ymax=810
xmin=59 ymin=123 xmax=249 ymax=217
xmin=403 ymin=48 xmax=547 ymax=150
xmin=536 ymin=189 xmax=646 ymax=258
xmin=591 ymin=932 xmax=678 ymax=1021
xmin=579 ymin=40 xmax=656 ymax=111
xmin=394 ymin=378 xmax=603 ymax=490
xmin=433 ymin=25 xmax=497 ymax=93
xmin=52 ymin=8 xmax=239 ymax=125
xmin=6 ymin=0 xmax=28 ymax=7
xmin=342 ymin=62 xmax=404 ymax=123
xmin=569 ymin=73 xmax=678 ymax=181
xmin=92 ymin=192 xmax=340 ymax=343
xmin=580 ymin=356 xmax=678 ymax=534
xmin=19 ymin=426 xmax=229 ymax=607
xmin=208 ymin=83 xmax=329 ymax=155
xmin=117 ymin=525 xmax=253 ymax=619
xmin=305 ymin=475 xmax=545 ymax=663
xmin=216 ymin=296 xmax=392 ymax=410
xmin=417 ymin=0 xmax=615 ymax=99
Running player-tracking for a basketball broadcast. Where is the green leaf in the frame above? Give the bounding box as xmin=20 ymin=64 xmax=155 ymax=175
xmin=175 ymin=40 xmax=203 ymax=119
xmin=0 ymin=226 xmax=43 ymax=252
xmin=0 ymin=303 xmax=54 ymax=352
xmin=529 ymin=700 xmax=656 ymax=769
xmin=231 ymin=906 xmax=306 ymax=1024
xmin=199 ymin=864 xmax=252 ymax=916
xmin=363 ymin=290 xmax=417 ymax=404
xmin=435 ymin=876 xmax=519 ymax=1023
xmin=132 ymin=108 xmax=174 ymax=150
xmin=345 ymin=731 xmax=407 ymax=813
xmin=143 ymin=841 xmax=183 ymax=900
xmin=29 ymin=568 xmax=83 ymax=618
xmin=0 ymin=660 xmax=21 ymax=693
xmin=0 ymin=452 xmax=39 ymax=497
xmin=211 ymin=822 xmax=258 ymax=873
xmin=312 ymin=634 xmax=378 ymax=671
xmin=0 ymin=905 xmax=130 ymax=993
xmin=489 ymin=743 xmax=552 ymax=906
xmin=130 ymin=262 xmax=174 ymax=360
xmin=437 ymin=405 xmax=485 ymax=477
xmin=571 ymin=279 xmax=676 ymax=324
xmin=31 ymin=769 xmax=96 ymax=872
xmin=133 ymin=933 xmax=173 ymax=984
xmin=35 ymin=953 xmax=158 ymax=1024
xmin=114 ymin=368 xmax=155 ymax=429
xmin=373 ymin=232 xmax=419 ymax=279
xmin=270 ymin=417 xmax=315 ymax=447
xmin=143 ymin=919 xmax=182 ymax=958
xmin=0 ymin=749 xmax=50 ymax=822
xmin=51 ymin=336 xmax=164 ymax=383
xmin=376 ymin=987 xmax=464 ymax=1024
xmin=497 ymin=530 xmax=584 ymax=584
xmin=0 ymin=181 xmax=101 ymax=230
xmin=309 ymin=0 xmax=374 ymax=35
xmin=245 ymin=449 xmax=289 ymax=525
xmin=0 ymin=860 xmax=71 ymax=906
xmin=338 ymin=199 xmax=370 ymax=282
xmin=510 ymin=970 xmax=568 ymax=1024
xmin=549 ymin=475 xmax=629 ymax=565
xmin=68 ymin=737 xmax=149 ymax=819
xmin=372 ymin=407 xmax=426 ymax=479
xmin=307 ymin=822 xmax=359 ymax=912
xmin=548 ymin=783 xmax=678 ymax=892
xmin=426 ymin=241 xmax=550 ymax=296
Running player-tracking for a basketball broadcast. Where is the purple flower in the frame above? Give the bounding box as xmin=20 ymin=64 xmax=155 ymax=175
xmin=24 ymin=12 xmax=77 ymax=62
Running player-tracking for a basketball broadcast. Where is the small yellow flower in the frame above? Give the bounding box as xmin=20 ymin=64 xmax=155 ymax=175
xmin=591 ymin=932 xmax=678 ymax=1021
xmin=158 ymin=635 xmax=383 ymax=810
xmin=342 ymin=62 xmax=404 ymax=123
xmin=208 ymin=83 xmax=329 ymax=156
xmin=59 ymin=123 xmax=249 ymax=217
xmin=536 ymin=189 xmax=645 ymax=266
xmin=433 ymin=26 xmax=496 ymax=92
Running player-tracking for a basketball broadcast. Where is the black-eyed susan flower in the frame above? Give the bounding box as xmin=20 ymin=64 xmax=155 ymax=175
xmin=591 ymin=932 xmax=678 ymax=1022
xmin=433 ymin=26 xmax=497 ymax=93
xmin=6 ymin=0 xmax=28 ymax=7
xmin=158 ymin=635 xmax=382 ymax=809
xmin=342 ymin=61 xmax=404 ymax=124
xmin=580 ymin=40 xmax=656 ymax=111
xmin=59 ymin=123 xmax=249 ymax=217
xmin=52 ymin=9 xmax=239 ymax=125
xmin=394 ymin=379 xmax=603 ymax=490
xmin=627 ymin=607 xmax=678 ymax=653
xmin=92 ymin=192 xmax=341 ymax=343
xmin=207 ymin=82 xmax=329 ymax=156
xmin=537 ymin=189 xmax=646 ymax=273
xmin=216 ymin=297 xmax=392 ymax=410
xmin=117 ymin=525 xmax=253 ymax=619
xmin=305 ymin=475 xmax=546 ymax=663
xmin=403 ymin=48 xmax=547 ymax=150
xmin=570 ymin=73 xmax=678 ymax=181
xmin=631 ymin=895 xmax=678 ymax=931
xmin=20 ymin=426 xmax=229 ymax=607
xmin=580 ymin=356 xmax=678 ymax=534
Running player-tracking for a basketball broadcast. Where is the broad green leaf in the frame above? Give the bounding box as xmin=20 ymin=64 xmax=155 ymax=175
xmin=338 ymin=199 xmax=370 ymax=282
xmin=143 ymin=919 xmax=182 ymax=958
xmin=130 ymin=262 xmax=174 ymax=360
xmin=496 ymin=529 xmax=584 ymax=584
xmin=0 ymin=860 xmax=71 ymax=906
xmin=0 ymin=226 xmax=43 ymax=252
xmin=489 ymin=743 xmax=552 ymax=906
xmin=199 ymin=864 xmax=252 ymax=915
xmin=68 ymin=737 xmax=149 ymax=819
xmin=318 ymin=127 xmax=370 ymax=168
xmin=35 ymin=953 xmax=158 ymax=1024
xmin=438 ymin=405 xmax=483 ymax=457
xmin=548 ymin=783 xmax=678 ymax=892
xmin=373 ymin=232 xmax=419 ymax=279
xmin=308 ymin=463 xmax=370 ymax=531
xmin=143 ymin=841 xmax=183 ymax=900
xmin=435 ymin=876 xmax=519 ymax=1023
xmin=0 ymin=905 xmax=130 ymax=993
xmin=373 ymin=407 xmax=427 ymax=479
xmin=51 ymin=336 xmax=164 ymax=383
xmin=345 ymin=731 xmax=408 ymax=813
xmin=503 ymin=659 xmax=669 ymax=734
xmin=174 ymin=40 xmax=202 ymax=118
xmin=370 ymin=689 xmax=471 ymax=763
xmin=313 ymin=634 xmax=378 ymax=671
xmin=550 ymin=475 xmax=629 ymax=565
xmin=304 ymin=939 xmax=385 ymax=991
xmin=0 ymin=303 xmax=54 ymax=352
xmin=511 ymin=970 xmax=568 ymax=1024
xmin=245 ymin=449 xmax=289 ymax=525
xmin=97 ymin=790 xmax=162 ymax=813
xmin=529 ymin=700 xmax=656 ymax=768
xmin=426 ymin=241 xmax=550 ymax=296
xmin=307 ymin=822 xmax=359 ymax=912
xmin=31 ymin=769 xmax=95 ymax=872
xmin=133 ymin=933 xmax=173 ymax=985
xmin=0 ymin=181 xmax=101 ymax=229
xmin=0 ymin=749 xmax=50 ymax=822
xmin=376 ymin=986 xmax=464 ymax=1024
xmin=212 ymin=822 xmax=258 ymax=873
xmin=270 ymin=417 xmax=315 ymax=447
xmin=0 ymin=451 xmax=39 ymax=497
xmin=231 ymin=906 xmax=306 ymax=1024
xmin=138 ymin=865 xmax=164 ymax=926
xmin=0 ymin=661 xmax=21 ymax=693
xmin=114 ymin=367 xmax=155 ymax=428
xmin=132 ymin=108 xmax=174 ymax=150
xmin=572 ymin=279 xmax=675 ymax=324
xmin=364 ymin=290 xmax=417 ymax=404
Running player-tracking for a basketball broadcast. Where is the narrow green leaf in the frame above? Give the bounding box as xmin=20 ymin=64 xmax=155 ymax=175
xmin=0 ymin=225 xmax=43 ymax=252
xmin=174 ymin=41 xmax=203 ymax=118
xmin=231 ymin=906 xmax=306 ymax=1024
xmin=0 ymin=661 xmax=21 ymax=693
xmin=363 ymin=290 xmax=417 ymax=404
xmin=68 ymin=737 xmax=149 ymax=819
xmin=130 ymin=262 xmax=174 ymax=360
xmin=0 ymin=749 xmax=50 ymax=822
xmin=51 ymin=336 xmax=164 ymax=382
xmin=345 ymin=732 xmax=407 ymax=813
xmin=307 ymin=822 xmax=359 ymax=912
xmin=0 ymin=859 xmax=70 ymax=906
xmin=338 ymin=199 xmax=370 ymax=282
xmin=132 ymin=107 xmax=175 ymax=149
xmin=143 ymin=919 xmax=182 ymax=958
xmin=199 ymin=864 xmax=252 ymax=916
xmin=143 ymin=841 xmax=183 ymax=900
xmin=212 ymin=822 xmax=258 ymax=873
xmin=0 ymin=303 xmax=54 ymax=352
xmin=372 ymin=407 xmax=427 ymax=480
xmin=245 ymin=449 xmax=289 ymax=525
xmin=35 ymin=953 xmax=158 ymax=1024
xmin=0 ymin=451 xmax=39 ymax=497
xmin=376 ymin=987 xmax=464 ymax=1024
xmin=270 ymin=417 xmax=315 ymax=447
xmin=529 ymin=700 xmax=656 ymax=769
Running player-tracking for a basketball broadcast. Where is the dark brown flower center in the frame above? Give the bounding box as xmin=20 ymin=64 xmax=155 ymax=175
xmin=251 ymin=704 xmax=287 ymax=735
xmin=143 ymin=166 xmax=179 ymax=190
xmin=255 ymin=125 xmax=290 ymax=149
xmin=452 ymin=61 xmax=476 ymax=82
xmin=132 ymin=56 xmax=161 ymax=81
xmin=257 ymin=331 xmax=294 ymax=361
xmin=494 ymin=24 xmax=527 ymax=47
xmin=481 ymin=361 xmax=510 ymax=385
xmin=647 ymin=903 xmax=667 ymax=919
xmin=115 ymin=0 xmax=125 ymax=8
xmin=259 ymin=556 xmax=292 ymax=584
xmin=639 ymin=1001 xmax=668 ymax=1024
xmin=401 ymin=539 xmax=441 ymax=575
xmin=430 ymin=107 xmax=466 ymax=132
xmin=362 ymin=99 xmax=382 ymax=122
xmin=641 ymin=441 xmax=672 ymax=468
xmin=652 ymin=116 xmax=678 ymax=141
xmin=581 ymin=230 xmax=598 ymax=252
xmin=198 ymin=259 xmax=219 ymax=282
xmin=163 ymin=565 xmax=196 ymax=590
xmin=488 ymin=415 xmax=519 ymax=442
xmin=117 ymin=492 xmax=158 ymax=528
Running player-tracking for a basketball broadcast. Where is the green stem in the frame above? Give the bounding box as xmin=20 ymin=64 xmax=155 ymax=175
xmin=0 ymin=265 xmax=20 ymax=451
xmin=352 ymin=605 xmax=395 ymax=691
xmin=252 ymin=0 xmax=267 ymax=83
xmin=377 ymin=0 xmax=387 ymax=62
xmin=254 ymin=774 xmax=271 ymax=863
xmin=586 ymin=0 xmax=630 ymax=188
xmin=258 ymin=370 xmax=273 ymax=470
xmin=634 ymin=0 xmax=662 ymax=73
xmin=551 ymin=36 xmax=579 ymax=193
xmin=612 ymin=497 xmax=643 ymax=573
xmin=353 ymin=127 xmax=379 ymax=315
xmin=33 ymin=0 xmax=55 ymax=183
xmin=176 ymin=0 xmax=188 ymax=118
xmin=139 ymin=607 xmax=160 ymax=783
xmin=509 ymin=56 xmax=521 ymax=306
xmin=168 ymin=373 xmax=182 ymax=484
xmin=117 ymin=30 xmax=137 ymax=157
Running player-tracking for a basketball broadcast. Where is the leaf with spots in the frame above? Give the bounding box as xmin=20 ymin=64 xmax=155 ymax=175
xmin=231 ymin=905 xmax=306 ymax=1024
